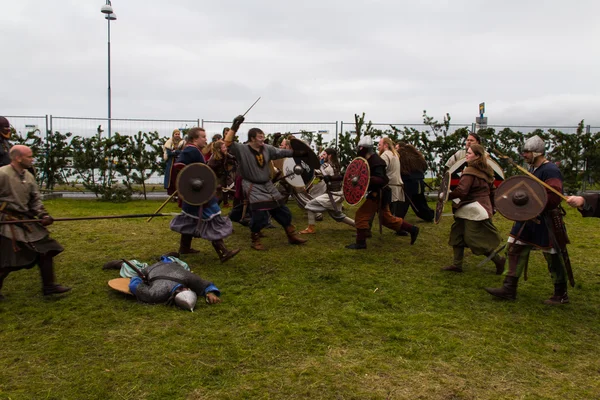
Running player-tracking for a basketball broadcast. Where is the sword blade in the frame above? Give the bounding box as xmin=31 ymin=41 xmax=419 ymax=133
xmin=476 ymin=244 xmax=507 ymax=269
xmin=242 ymin=96 xmax=261 ymax=117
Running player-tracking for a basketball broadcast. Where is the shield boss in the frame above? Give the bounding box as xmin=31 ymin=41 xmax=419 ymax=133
xmin=494 ymin=175 xmax=548 ymax=221
xmin=176 ymin=163 xmax=217 ymax=206
xmin=289 ymin=138 xmax=321 ymax=170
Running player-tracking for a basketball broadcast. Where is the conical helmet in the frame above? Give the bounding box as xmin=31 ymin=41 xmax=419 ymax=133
xmin=522 ymin=135 xmax=545 ymax=154
xmin=174 ymin=289 xmax=198 ymax=312
xmin=357 ymin=136 xmax=373 ymax=148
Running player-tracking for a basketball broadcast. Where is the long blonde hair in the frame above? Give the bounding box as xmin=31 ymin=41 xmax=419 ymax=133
xmin=171 ymin=129 xmax=182 ymax=146
xmin=378 ymin=137 xmax=399 ymax=157
xmin=211 ymin=140 xmax=226 ymax=161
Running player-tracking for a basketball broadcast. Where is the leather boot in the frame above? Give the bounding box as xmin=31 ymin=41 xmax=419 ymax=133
xmin=0 ymin=270 xmax=9 ymax=300
xmin=179 ymin=234 xmax=200 ymax=255
xmin=251 ymin=232 xmax=266 ymax=251
xmin=346 ymin=229 xmax=368 ymax=249
xmin=39 ymin=256 xmax=71 ymax=296
xmin=543 ymin=283 xmax=569 ymax=305
xmin=354 ymin=230 xmax=372 ymax=238
xmin=285 ymin=225 xmax=308 ymax=245
xmin=211 ymin=239 xmax=241 ymax=263
xmin=102 ymin=260 xmax=123 ymax=270
xmin=485 ymin=276 xmax=518 ymax=300
xmin=491 ymin=254 xmax=506 ymax=275
xmin=299 ymin=225 xmax=316 ymax=234
xmin=410 ymin=226 xmax=420 ymax=245
xmin=441 ymin=247 xmax=464 ymax=272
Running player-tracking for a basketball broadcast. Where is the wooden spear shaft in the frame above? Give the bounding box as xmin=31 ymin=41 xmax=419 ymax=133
xmin=0 ymin=213 xmax=179 ymax=225
xmin=492 ymin=149 xmax=568 ymax=202
xmin=147 ymin=191 xmax=178 ymax=222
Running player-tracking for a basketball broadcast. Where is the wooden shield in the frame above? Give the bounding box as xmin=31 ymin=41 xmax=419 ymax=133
xmin=283 ymin=157 xmax=315 ymax=189
xmin=449 ymin=157 xmax=505 ymax=190
xmin=435 ymin=171 xmax=452 ymax=224
xmin=108 ymin=278 xmax=133 ymax=295
xmin=494 ymin=175 xmax=548 ymax=221
xmin=176 ymin=163 xmax=217 ymax=206
xmin=343 ymin=157 xmax=370 ymax=206
xmin=289 ymin=138 xmax=321 ymax=170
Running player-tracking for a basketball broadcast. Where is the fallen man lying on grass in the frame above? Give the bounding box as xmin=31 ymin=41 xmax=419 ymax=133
xmin=105 ymin=255 xmax=221 ymax=312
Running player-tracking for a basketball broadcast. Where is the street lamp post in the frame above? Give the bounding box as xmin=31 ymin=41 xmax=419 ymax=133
xmin=101 ymin=1 xmax=116 ymax=140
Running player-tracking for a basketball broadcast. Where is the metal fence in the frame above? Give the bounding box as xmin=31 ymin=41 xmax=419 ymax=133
xmin=4 ymin=115 xmax=49 ymax=138
xmin=202 ymin=119 xmax=339 ymax=145
xmin=6 ymin=115 xmax=201 ymax=140
xmin=5 ymin=115 xmax=599 ymax=146
xmin=348 ymin=122 xmax=598 ymax=137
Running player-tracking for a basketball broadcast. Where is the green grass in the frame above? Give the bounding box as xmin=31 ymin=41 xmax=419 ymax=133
xmin=1 ymin=199 xmax=600 ymax=399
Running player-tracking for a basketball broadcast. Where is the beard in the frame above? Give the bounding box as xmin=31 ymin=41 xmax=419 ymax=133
xmin=357 ymin=147 xmax=370 ymax=158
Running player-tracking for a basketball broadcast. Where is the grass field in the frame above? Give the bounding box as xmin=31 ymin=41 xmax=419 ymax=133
xmin=1 ymin=199 xmax=599 ymax=399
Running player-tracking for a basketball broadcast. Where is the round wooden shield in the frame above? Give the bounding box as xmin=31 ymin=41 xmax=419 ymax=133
xmin=176 ymin=163 xmax=217 ymax=206
xmin=448 ymin=157 xmax=505 ymax=190
xmin=343 ymin=157 xmax=370 ymax=206
xmin=283 ymin=157 xmax=315 ymax=189
xmin=494 ymin=175 xmax=548 ymax=221
xmin=289 ymin=138 xmax=321 ymax=170
xmin=108 ymin=278 xmax=133 ymax=295
xmin=435 ymin=171 xmax=452 ymax=224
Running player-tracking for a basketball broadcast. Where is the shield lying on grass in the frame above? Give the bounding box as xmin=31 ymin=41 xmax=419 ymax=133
xmin=108 ymin=278 xmax=133 ymax=295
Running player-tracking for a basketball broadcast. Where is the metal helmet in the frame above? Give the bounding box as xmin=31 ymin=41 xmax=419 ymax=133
xmin=356 ymin=136 xmax=374 ymax=157
xmin=522 ymin=135 xmax=545 ymax=154
xmin=174 ymin=289 xmax=198 ymax=312
xmin=357 ymin=136 xmax=373 ymax=148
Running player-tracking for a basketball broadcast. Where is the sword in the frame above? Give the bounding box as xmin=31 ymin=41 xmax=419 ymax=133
xmin=544 ymin=214 xmax=575 ymax=287
xmin=242 ymin=97 xmax=261 ymax=117
xmin=324 ymin=181 xmax=340 ymax=214
xmin=121 ymin=259 xmax=149 ymax=284
xmin=476 ymin=244 xmax=507 ymax=269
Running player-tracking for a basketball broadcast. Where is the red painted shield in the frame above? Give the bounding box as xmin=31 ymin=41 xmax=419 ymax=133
xmin=343 ymin=157 xmax=370 ymax=206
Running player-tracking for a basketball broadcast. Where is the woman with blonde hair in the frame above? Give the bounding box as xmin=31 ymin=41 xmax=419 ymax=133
xmin=163 ymin=129 xmax=184 ymax=193
xmin=378 ymin=137 xmax=406 ymax=221
xmin=442 ymin=143 xmax=504 ymax=274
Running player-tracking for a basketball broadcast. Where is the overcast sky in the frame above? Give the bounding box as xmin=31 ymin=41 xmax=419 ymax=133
xmin=2 ymin=0 xmax=599 ymax=127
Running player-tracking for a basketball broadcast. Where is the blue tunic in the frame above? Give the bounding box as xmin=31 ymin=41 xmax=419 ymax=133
xmin=509 ymin=162 xmax=563 ymax=249
xmin=175 ymin=145 xmax=219 ymax=217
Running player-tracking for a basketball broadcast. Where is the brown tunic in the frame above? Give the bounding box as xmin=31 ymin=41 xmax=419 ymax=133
xmin=448 ymin=166 xmax=495 ymax=218
xmin=0 ymin=165 xmax=63 ymax=270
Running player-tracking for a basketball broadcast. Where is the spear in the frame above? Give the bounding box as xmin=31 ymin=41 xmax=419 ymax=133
xmin=0 ymin=213 xmax=179 ymax=225
xmin=492 ymin=148 xmax=568 ymax=202
xmin=147 ymin=191 xmax=178 ymax=222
